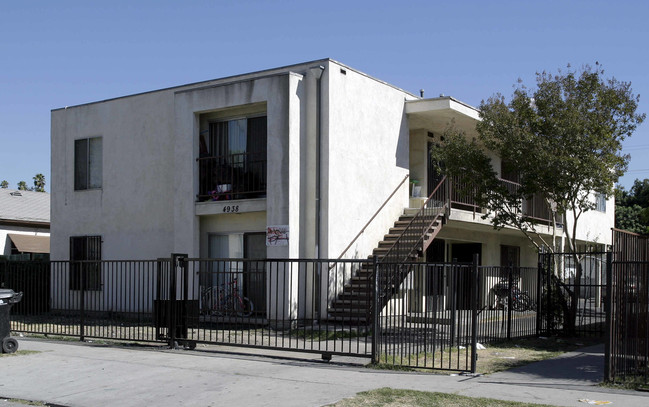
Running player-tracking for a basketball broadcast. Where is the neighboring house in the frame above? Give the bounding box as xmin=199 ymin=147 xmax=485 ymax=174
xmin=0 ymin=188 xmax=50 ymax=260
xmin=50 ymin=59 xmax=614 ymax=315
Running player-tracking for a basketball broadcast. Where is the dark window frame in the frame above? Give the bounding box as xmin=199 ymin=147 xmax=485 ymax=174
xmin=74 ymin=137 xmax=103 ymax=191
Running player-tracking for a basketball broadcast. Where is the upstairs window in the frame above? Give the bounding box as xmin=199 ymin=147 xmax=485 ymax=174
xmin=209 ymin=116 xmax=267 ymax=164
xmin=595 ymin=193 xmax=607 ymax=212
xmin=75 ymin=137 xmax=102 ymax=190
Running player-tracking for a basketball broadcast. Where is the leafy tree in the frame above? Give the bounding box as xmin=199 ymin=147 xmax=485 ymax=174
xmin=625 ymin=179 xmax=649 ymax=207
xmin=33 ymin=173 xmax=46 ymax=192
xmin=433 ymin=63 xmax=645 ymax=334
xmin=615 ymin=179 xmax=649 ymax=234
xmin=0 ymin=180 xmax=8 ymax=188
xmin=615 ymin=204 xmax=649 ymax=234
xmin=17 ymin=181 xmax=29 ymax=191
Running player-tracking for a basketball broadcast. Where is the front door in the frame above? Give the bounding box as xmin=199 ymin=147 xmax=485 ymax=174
xmin=450 ymin=243 xmax=481 ymax=310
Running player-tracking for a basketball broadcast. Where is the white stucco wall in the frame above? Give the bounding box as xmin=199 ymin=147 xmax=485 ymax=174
xmin=323 ymin=61 xmax=415 ymax=260
xmin=51 ymin=90 xmax=178 ymax=260
xmin=565 ymin=194 xmax=615 ymax=247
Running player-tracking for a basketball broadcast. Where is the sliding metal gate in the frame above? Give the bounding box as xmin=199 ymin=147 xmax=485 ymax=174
xmin=374 ymin=259 xmax=478 ymax=372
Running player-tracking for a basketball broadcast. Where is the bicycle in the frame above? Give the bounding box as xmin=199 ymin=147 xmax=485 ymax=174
xmin=492 ymin=280 xmax=536 ymax=312
xmin=201 ymin=278 xmax=254 ymax=317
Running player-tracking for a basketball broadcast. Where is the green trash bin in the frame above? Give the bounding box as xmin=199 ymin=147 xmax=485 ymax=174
xmin=0 ymin=289 xmax=23 ymax=353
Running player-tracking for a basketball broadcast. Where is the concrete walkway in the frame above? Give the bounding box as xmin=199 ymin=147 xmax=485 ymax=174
xmin=1 ymin=338 xmax=647 ymax=407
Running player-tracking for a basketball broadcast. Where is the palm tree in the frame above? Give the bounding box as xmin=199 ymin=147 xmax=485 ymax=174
xmin=33 ymin=173 xmax=46 ymax=192
xmin=0 ymin=180 xmax=8 ymax=188
xmin=17 ymin=181 xmax=28 ymax=191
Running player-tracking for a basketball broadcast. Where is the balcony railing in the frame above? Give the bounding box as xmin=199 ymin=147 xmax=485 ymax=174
xmin=197 ymin=152 xmax=267 ymax=201
xmin=449 ymin=176 xmax=553 ymax=223
xmin=449 ymin=175 xmax=481 ymax=211
xmin=524 ymin=193 xmax=553 ymax=223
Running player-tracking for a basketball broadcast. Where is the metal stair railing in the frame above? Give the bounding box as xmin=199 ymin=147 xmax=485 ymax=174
xmin=379 ymin=176 xmax=448 ymax=264
xmin=375 ymin=177 xmax=449 ymax=310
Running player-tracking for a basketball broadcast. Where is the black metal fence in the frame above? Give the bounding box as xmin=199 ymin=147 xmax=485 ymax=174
xmin=161 ymin=257 xmax=375 ymax=358
xmin=478 ymin=266 xmax=539 ymax=342
xmin=606 ymin=229 xmax=649 ymax=384
xmin=375 ymin=260 xmax=478 ymax=371
xmin=5 ymin=254 xmax=617 ymax=373
xmin=607 ymin=259 xmax=649 ymax=384
xmin=539 ymin=252 xmax=608 ymax=337
xmin=2 ymin=260 xmax=161 ymax=342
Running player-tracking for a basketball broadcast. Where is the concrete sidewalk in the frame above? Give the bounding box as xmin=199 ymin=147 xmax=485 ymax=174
xmin=1 ymin=338 xmax=647 ymax=407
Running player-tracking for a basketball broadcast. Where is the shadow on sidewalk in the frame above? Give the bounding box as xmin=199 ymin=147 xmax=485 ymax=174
xmin=477 ymin=344 xmax=605 ymax=388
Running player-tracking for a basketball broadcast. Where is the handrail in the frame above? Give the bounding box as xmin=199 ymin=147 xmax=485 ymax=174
xmin=379 ymin=175 xmax=448 ymax=263
xmin=333 ymin=174 xmax=410 ymax=263
xmin=450 ymin=176 xmax=553 ymax=222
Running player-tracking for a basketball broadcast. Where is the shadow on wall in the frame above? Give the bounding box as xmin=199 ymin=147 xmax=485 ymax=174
xmin=395 ymin=109 xmax=409 ymax=169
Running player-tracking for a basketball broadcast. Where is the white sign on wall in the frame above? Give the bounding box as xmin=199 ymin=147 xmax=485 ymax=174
xmin=266 ymin=225 xmax=289 ymax=246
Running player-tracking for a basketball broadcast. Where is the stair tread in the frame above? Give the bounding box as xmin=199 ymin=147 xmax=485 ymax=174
xmin=328 ymin=203 xmax=445 ymax=321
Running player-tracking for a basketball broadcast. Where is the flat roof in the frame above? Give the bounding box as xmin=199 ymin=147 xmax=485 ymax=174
xmin=52 ymin=58 xmax=420 ymax=111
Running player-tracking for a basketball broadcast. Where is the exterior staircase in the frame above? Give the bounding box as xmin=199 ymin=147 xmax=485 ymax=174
xmin=327 ymin=204 xmax=446 ymax=323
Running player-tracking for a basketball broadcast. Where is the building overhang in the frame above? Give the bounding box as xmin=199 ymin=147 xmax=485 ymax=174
xmin=406 ymin=97 xmax=480 ymax=136
xmin=0 ymin=219 xmax=50 ymax=229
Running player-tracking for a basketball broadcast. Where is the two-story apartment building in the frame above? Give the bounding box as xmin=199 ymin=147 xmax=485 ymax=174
xmin=50 ymin=59 xmax=614 ymax=315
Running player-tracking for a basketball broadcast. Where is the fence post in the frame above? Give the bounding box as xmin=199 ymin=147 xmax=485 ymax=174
xmin=507 ymin=264 xmax=513 ymax=340
xmin=371 ymin=255 xmax=380 ymax=364
xmin=181 ymin=255 xmax=189 ymax=344
xmin=79 ymin=261 xmax=85 ymax=342
xmin=169 ymin=254 xmax=180 ymax=349
xmin=604 ymin=251 xmax=613 ymax=382
xmin=471 ymin=253 xmax=479 ymax=373
xmin=536 ymin=258 xmax=543 ymax=337
xmin=546 ymin=255 xmax=553 ymax=335
xmin=450 ymin=259 xmax=458 ymax=347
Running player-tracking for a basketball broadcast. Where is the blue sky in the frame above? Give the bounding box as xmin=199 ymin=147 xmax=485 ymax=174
xmin=1 ymin=0 xmax=647 ymax=192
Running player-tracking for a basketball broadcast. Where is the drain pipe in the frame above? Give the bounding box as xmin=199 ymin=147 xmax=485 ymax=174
xmin=310 ymin=65 xmax=325 ymax=259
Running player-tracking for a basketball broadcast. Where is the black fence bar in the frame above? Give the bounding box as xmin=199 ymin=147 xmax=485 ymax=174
xmin=604 ymin=251 xmax=613 ymax=382
xmin=539 ymin=252 xmax=608 ymax=337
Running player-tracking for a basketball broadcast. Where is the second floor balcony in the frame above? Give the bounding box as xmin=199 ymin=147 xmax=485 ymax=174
xmin=447 ymin=175 xmax=554 ymax=224
xmin=197 ymin=152 xmax=267 ymax=202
